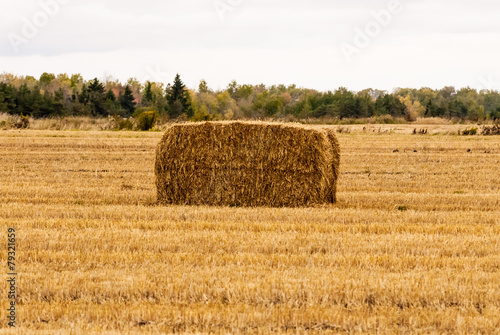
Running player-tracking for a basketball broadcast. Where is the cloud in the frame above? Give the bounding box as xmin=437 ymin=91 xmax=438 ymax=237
xmin=1 ymin=0 xmax=499 ymax=91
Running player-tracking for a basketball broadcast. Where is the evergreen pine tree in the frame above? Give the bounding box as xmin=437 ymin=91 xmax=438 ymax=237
xmin=53 ymin=88 xmax=67 ymax=116
xmin=78 ymin=83 xmax=89 ymax=105
xmin=106 ymin=89 xmax=116 ymax=102
xmin=119 ymin=85 xmax=136 ymax=117
xmin=105 ymin=89 xmax=122 ymax=115
xmin=143 ymin=81 xmax=154 ymax=106
xmin=0 ymin=83 xmax=17 ymax=114
xmin=165 ymin=74 xmax=193 ymax=118
xmin=87 ymin=78 xmax=107 ymax=116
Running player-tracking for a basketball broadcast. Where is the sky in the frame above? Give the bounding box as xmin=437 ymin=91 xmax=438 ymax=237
xmin=1 ymin=0 xmax=499 ymax=92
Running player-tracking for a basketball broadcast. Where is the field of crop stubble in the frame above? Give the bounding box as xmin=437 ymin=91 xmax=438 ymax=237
xmin=1 ymin=125 xmax=499 ymax=334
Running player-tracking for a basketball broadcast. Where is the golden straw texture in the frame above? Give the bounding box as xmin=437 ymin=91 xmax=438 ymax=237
xmin=155 ymin=122 xmax=340 ymax=207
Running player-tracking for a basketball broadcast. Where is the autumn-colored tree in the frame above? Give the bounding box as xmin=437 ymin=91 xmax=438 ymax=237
xmin=198 ymin=79 xmax=210 ymax=94
xmin=39 ymin=73 xmax=56 ymax=87
xmin=399 ymin=94 xmax=425 ymax=122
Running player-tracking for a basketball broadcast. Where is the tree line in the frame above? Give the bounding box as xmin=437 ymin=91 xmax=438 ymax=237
xmin=1 ymin=72 xmax=499 ymax=122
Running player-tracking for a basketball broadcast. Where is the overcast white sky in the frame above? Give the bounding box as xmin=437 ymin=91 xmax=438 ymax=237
xmin=1 ymin=0 xmax=499 ymax=92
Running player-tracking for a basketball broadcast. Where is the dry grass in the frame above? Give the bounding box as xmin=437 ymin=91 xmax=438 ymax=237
xmin=0 ymin=126 xmax=499 ymax=334
xmin=335 ymin=123 xmax=488 ymax=135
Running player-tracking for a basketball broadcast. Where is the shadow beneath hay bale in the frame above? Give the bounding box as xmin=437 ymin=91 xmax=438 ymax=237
xmin=155 ymin=122 xmax=340 ymax=207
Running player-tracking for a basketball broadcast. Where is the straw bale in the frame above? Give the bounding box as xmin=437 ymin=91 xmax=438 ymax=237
xmin=155 ymin=122 xmax=340 ymax=207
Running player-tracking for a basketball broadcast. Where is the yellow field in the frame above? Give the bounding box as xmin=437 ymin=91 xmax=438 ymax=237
xmin=1 ymin=127 xmax=499 ymax=334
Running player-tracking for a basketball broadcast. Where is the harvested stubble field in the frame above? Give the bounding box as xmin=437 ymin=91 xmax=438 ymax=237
xmin=0 ymin=126 xmax=499 ymax=334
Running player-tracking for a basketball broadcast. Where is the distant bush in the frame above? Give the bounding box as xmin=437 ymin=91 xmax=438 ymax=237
xmin=376 ymin=114 xmax=396 ymax=124
xmin=0 ymin=113 xmax=31 ymax=129
xmin=413 ymin=128 xmax=428 ymax=135
xmin=108 ymin=116 xmax=134 ymax=131
xmin=117 ymin=118 xmax=134 ymax=130
xmin=137 ymin=111 xmax=157 ymax=131
xmin=14 ymin=114 xmax=30 ymax=129
xmin=482 ymin=124 xmax=500 ymax=135
xmin=459 ymin=128 xmax=477 ymax=136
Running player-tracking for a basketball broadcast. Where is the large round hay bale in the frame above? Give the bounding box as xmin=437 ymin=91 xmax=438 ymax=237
xmin=155 ymin=122 xmax=340 ymax=207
